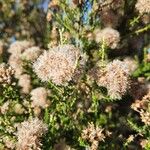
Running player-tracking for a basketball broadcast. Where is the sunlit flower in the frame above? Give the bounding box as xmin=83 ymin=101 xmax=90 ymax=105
xmin=82 ymin=122 xmax=106 ymax=150
xmin=123 ymin=57 xmax=138 ymax=74
xmin=8 ymin=55 xmax=24 ymax=78
xmin=21 ymin=46 xmax=43 ymax=62
xmin=0 ymin=101 xmax=9 ymax=114
xmin=131 ymin=90 xmax=150 ymax=125
xmin=97 ymin=60 xmax=130 ymax=99
xmin=95 ymin=27 xmax=120 ymax=49
xmin=16 ymin=118 xmax=47 ymax=150
xmin=0 ymin=63 xmax=15 ymax=85
xmin=2 ymin=136 xmax=15 ymax=149
xmin=30 ymin=87 xmax=50 ymax=108
xmin=18 ymin=74 xmax=32 ymax=94
xmin=136 ymin=0 xmax=150 ymax=14
xmin=33 ymin=44 xmax=80 ymax=85
xmin=8 ymin=40 xmax=33 ymax=55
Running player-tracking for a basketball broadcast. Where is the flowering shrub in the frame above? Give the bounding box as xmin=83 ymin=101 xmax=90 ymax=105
xmin=0 ymin=0 xmax=150 ymax=149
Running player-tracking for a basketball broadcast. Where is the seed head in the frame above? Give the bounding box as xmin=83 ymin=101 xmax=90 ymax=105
xmin=18 ymin=74 xmax=32 ymax=94
xmin=33 ymin=45 xmax=80 ymax=85
xmin=8 ymin=40 xmax=33 ymax=55
xmin=0 ymin=63 xmax=15 ymax=85
xmin=136 ymin=0 xmax=150 ymax=14
xmin=16 ymin=118 xmax=47 ymax=150
xmin=97 ymin=60 xmax=130 ymax=99
xmin=30 ymin=87 xmax=50 ymax=108
xmin=95 ymin=27 xmax=120 ymax=49
xmin=21 ymin=46 xmax=43 ymax=62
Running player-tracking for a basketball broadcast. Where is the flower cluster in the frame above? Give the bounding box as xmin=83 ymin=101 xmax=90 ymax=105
xmin=8 ymin=54 xmax=24 ymax=78
xmin=21 ymin=46 xmax=43 ymax=62
xmin=94 ymin=27 xmax=120 ymax=49
xmin=0 ymin=0 xmax=150 ymax=149
xmin=8 ymin=40 xmax=34 ymax=55
xmin=95 ymin=60 xmax=130 ymax=99
xmin=15 ymin=118 xmax=47 ymax=150
xmin=123 ymin=57 xmax=138 ymax=74
xmin=0 ymin=101 xmax=10 ymax=114
xmin=18 ymin=74 xmax=32 ymax=94
xmin=30 ymin=87 xmax=50 ymax=109
xmin=8 ymin=41 xmax=42 ymax=78
xmin=136 ymin=0 xmax=150 ymax=14
xmin=33 ymin=44 xmax=80 ymax=85
xmin=131 ymin=90 xmax=150 ymax=126
xmin=81 ymin=122 xmax=106 ymax=150
xmin=0 ymin=63 xmax=15 ymax=85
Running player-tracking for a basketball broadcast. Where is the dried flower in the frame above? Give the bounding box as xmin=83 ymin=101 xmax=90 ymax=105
xmin=131 ymin=91 xmax=150 ymax=125
xmin=131 ymin=100 xmax=143 ymax=112
xmin=82 ymin=122 xmax=105 ymax=150
xmin=33 ymin=44 xmax=80 ymax=85
xmin=140 ymin=139 xmax=149 ymax=148
xmin=21 ymin=46 xmax=42 ymax=62
xmin=0 ymin=101 xmax=9 ymax=114
xmin=140 ymin=111 xmax=150 ymax=125
xmin=0 ymin=63 xmax=15 ymax=85
xmin=2 ymin=136 xmax=15 ymax=149
xmin=94 ymin=27 xmax=120 ymax=49
xmin=142 ymin=14 xmax=150 ymax=24
xmin=8 ymin=55 xmax=24 ymax=78
xmin=123 ymin=57 xmax=138 ymax=74
xmin=97 ymin=60 xmax=130 ymax=99
xmin=18 ymin=74 xmax=32 ymax=94
xmin=126 ymin=135 xmax=134 ymax=143
xmin=16 ymin=118 xmax=47 ymax=150
xmin=91 ymin=140 xmax=99 ymax=150
xmin=99 ymin=0 xmax=124 ymax=11
xmin=14 ymin=103 xmax=25 ymax=114
xmin=30 ymin=87 xmax=50 ymax=108
xmin=33 ymin=107 xmax=42 ymax=117
xmin=136 ymin=0 xmax=150 ymax=14
xmin=8 ymin=40 xmax=33 ymax=55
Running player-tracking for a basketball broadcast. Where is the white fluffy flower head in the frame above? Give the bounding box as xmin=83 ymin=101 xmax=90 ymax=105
xmin=0 ymin=63 xmax=15 ymax=85
xmin=136 ymin=0 xmax=150 ymax=14
xmin=95 ymin=27 xmax=120 ymax=49
xmin=97 ymin=60 xmax=130 ymax=99
xmin=18 ymin=74 xmax=32 ymax=94
xmin=8 ymin=40 xmax=33 ymax=55
xmin=21 ymin=46 xmax=43 ymax=61
xmin=33 ymin=44 xmax=80 ymax=85
xmin=16 ymin=118 xmax=47 ymax=150
xmin=8 ymin=55 xmax=24 ymax=78
xmin=30 ymin=87 xmax=49 ymax=108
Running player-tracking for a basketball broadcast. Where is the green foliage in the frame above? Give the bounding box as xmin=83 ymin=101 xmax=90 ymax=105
xmin=0 ymin=0 xmax=150 ymax=149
